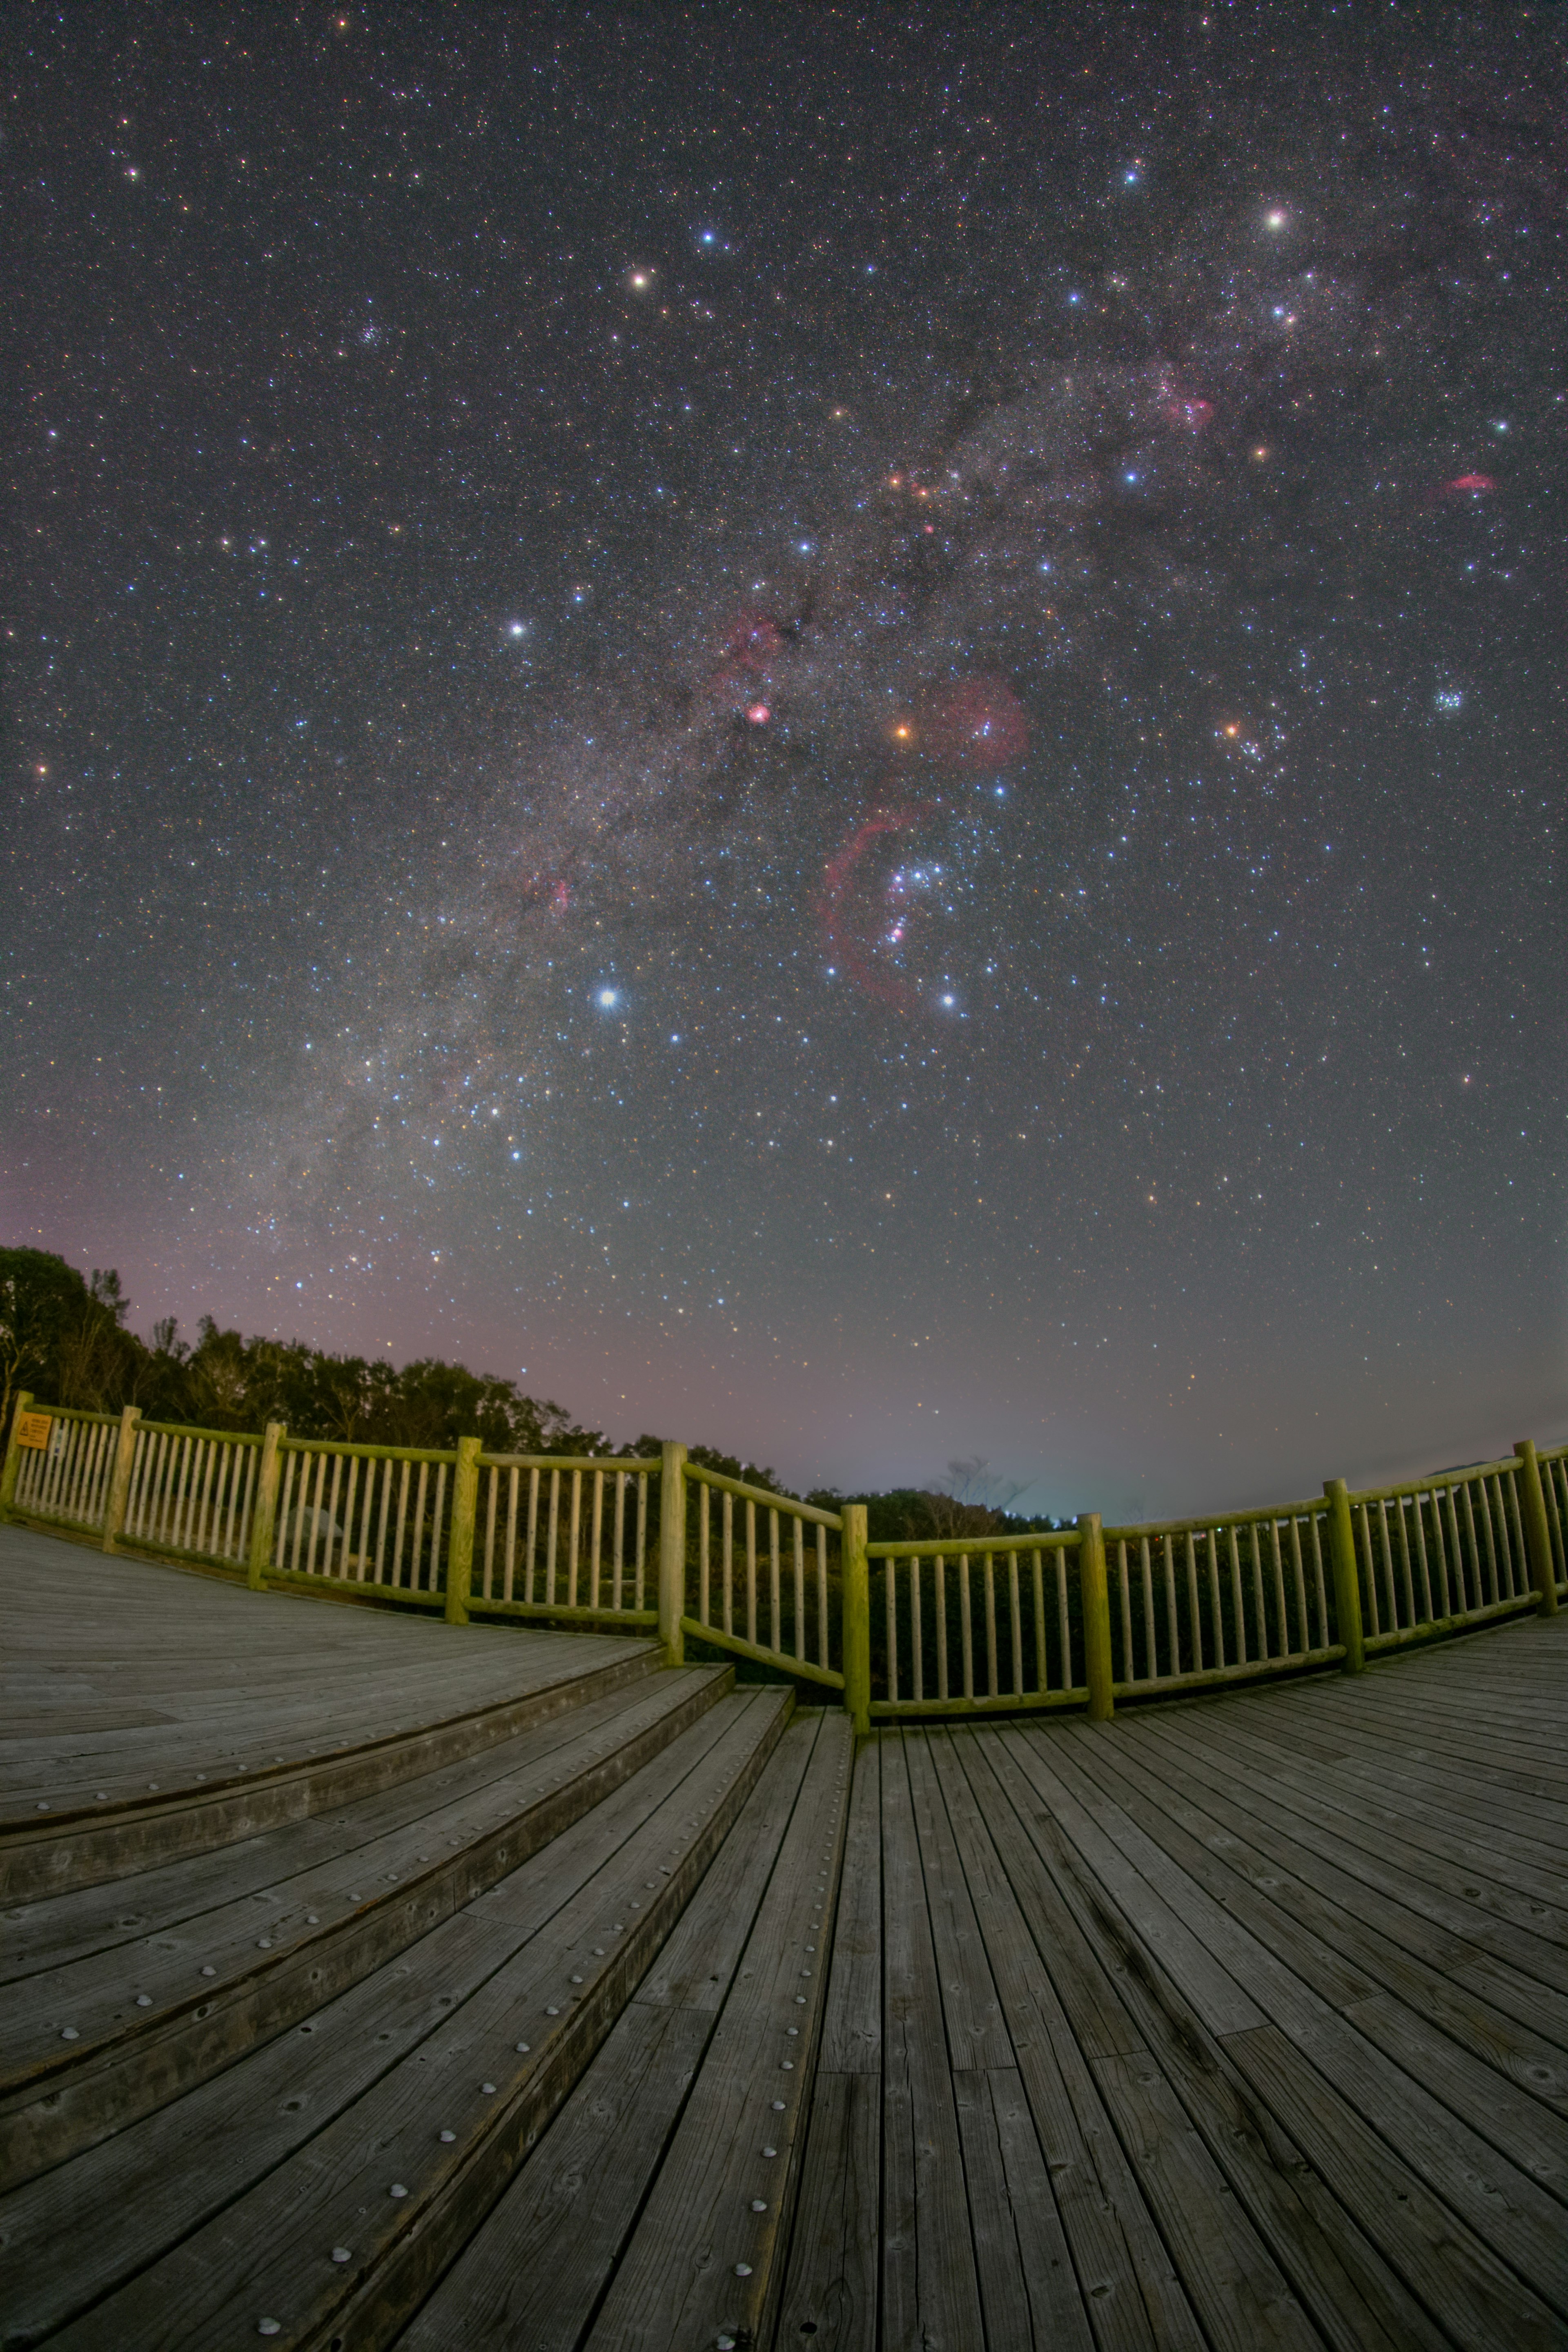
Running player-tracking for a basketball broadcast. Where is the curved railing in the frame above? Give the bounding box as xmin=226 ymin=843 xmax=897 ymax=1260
xmin=3 ymin=1394 xmax=1563 ymax=1727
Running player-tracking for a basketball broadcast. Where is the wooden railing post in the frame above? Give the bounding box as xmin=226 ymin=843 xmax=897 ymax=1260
xmin=247 ymin=1424 xmax=285 ymax=1590
xmin=1323 ymin=1478 xmax=1366 ymax=1670
xmin=0 ymin=1393 xmax=32 ymax=1521
xmin=1078 ymin=1513 xmax=1115 ymax=1721
xmin=101 ymin=1405 xmax=142 ymax=1553
xmin=1514 ymin=1441 xmax=1559 ymax=1617
xmin=658 ymin=1442 xmax=688 ymax=1664
xmin=445 ymin=1436 xmax=482 ymax=1626
xmin=841 ymin=1502 xmax=870 ymax=1735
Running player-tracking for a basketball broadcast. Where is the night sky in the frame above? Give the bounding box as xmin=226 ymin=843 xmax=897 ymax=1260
xmin=4 ymin=5 xmax=1565 ymax=1518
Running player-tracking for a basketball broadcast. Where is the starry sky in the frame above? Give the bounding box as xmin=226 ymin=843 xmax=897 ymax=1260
xmin=4 ymin=4 xmax=1565 ymax=1518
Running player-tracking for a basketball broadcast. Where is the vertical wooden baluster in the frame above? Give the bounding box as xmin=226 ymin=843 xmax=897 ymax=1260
xmin=1160 ymin=1534 xmax=1180 ymax=1676
xmin=1249 ymin=1521 xmax=1270 ymax=1657
xmin=1055 ymin=1548 xmax=1071 ymax=1689
xmin=1500 ymin=1470 xmax=1525 ymax=1598
xmin=1392 ymin=1494 xmax=1414 ymax=1623
xmin=1374 ymin=1502 xmax=1396 ymax=1630
xmin=1476 ymin=1472 xmax=1499 ymax=1604
xmin=769 ymin=1510 xmax=781 ymax=1655
xmin=958 ymin=1553 xmax=974 ymax=1700
xmin=746 ymin=1498 xmax=757 ymax=1649
xmin=1206 ymin=1530 xmax=1226 ymax=1667
xmin=169 ymin=1436 xmax=191 ymax=1551
xmin=1445 ymin=1486 xmax=1467 ymax=1613
xmin=1008 ymin=1552 xmax=1024 ymax=1699
xmin=1031 ymin=1549 xmax=1046 ymax=1695
xmin=354 ymin=1453 xmax=374 ymax=1581
xmin=567 ymin=1471 xmax=582 ymax=1609
xmin=635 ymin=1473 xmax=648 ymax=1610
xmin=479 ymin=1464 xmax=496 ymax=1601
xmin=273 ymin=1449 xmax=295 ymax=1569
xmin=935 ymin=1554 xmax=949 ymax=1699
xmin=1185 ymin=1530 xmax=1203 ymax=1669
xmin=1288 ymin=1518 xmax=1309 ymax=1655
xmin=817 ymin=1525 xmax=829 ymax=1669
xmin=793 ymin=1517 xmax=805 ymax=1662
xmin=125 ymin=1425 xmax=148 ymax=1542
xmin=1116 ymin=1541 xmax=1134 ymax=1681
xmin=982 ymin=1552 xmax=998 ymax=1697
xmin=1410 ymin=1490 xmax=1433 ymax=1621
xmin=523 ymin=1468 xmax=539 ymax=1604
xmin=430 ymin=1461 xmax=448 ymax=1594
xmin=698 ymin=1481 xmax=710 ymax=1626
xmin=410 ymin=1461 xmax=429 ymax=1589
xmin=546 ymin=1470 xmax=561 ymax=1607
xmin=1139 ymin=1537 xmax=1157 ymax=1679
xmin=314 ymin=1449 xmax=336 ymax=1575
xmin=499 ymin=1467 xmax=517 ymax=1602
xmin=390 ymin=1460 xmax=409 ymax=1586
xmin=1439 ymin=1486 xmax=1457 ymax=1618
xmin=1307 ymin=1513 xmax=1329 ymax=1647
xmin=722 ymin=1490 xmax=733 ymax=1635
xmin=590 ymin=1471 xmax=604 ymax=1610
xmin=372 ymin=1460 xmax=390 ymax=1584
xmin=611 ymin=1472 xmax=625 ymax=1610
xmin=1227 ymin=1525 xmax=1247 ymax=1665
xmin=885 ymin=1552 xmax=898 ymax=1701
xmin=911 ymin=1555 xmax=924 ymax=1700
xmin=338 ymin=1455 xmax=359 ymax=1578
xmin=287 ymin=1452 xmax=310 ymax=1573
xmin=1267 ymin=1521 xmax=1288 ymax=1657
xmin=1354 ymin=1506 xmax=1379 ymax=1637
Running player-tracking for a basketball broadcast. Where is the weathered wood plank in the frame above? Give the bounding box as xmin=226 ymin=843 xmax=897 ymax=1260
xmin=775 ymin=1740 xmax=881 ymax=2350
xmin=581 ymin=1711 xmax=855 ymax=2352
xmin=945 ymin=1732 xmax=1205 ymax=2352
xmin=10 ymin=1692 xmax=789 ymax=2349
xmin=396 ymin=1713 xmax=824 ymax=2352
xmin=878 ymin=1731 xmax=986 ymax=2352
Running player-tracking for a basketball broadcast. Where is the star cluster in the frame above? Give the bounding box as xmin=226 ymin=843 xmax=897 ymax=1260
xmin=4 ymin=7 xmax=1564 ymax=1513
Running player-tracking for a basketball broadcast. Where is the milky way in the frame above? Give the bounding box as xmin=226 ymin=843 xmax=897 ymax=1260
xmin=5 ymin=8 xmax=1565 ymax=1511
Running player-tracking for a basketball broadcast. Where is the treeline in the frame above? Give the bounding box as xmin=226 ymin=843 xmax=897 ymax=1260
xmin=0 ymin=1247 xmax=1060 ymax=1542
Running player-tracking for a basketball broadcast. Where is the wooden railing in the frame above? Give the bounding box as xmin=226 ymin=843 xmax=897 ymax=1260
xmin=2 ymin=1394 xmax=1563 ymax=1728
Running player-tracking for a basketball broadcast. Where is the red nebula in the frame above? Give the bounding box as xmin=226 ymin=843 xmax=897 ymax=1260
xmin=746 ymin=701 xmax=771 ymax=725
xmin=820 ymin=802 xmax=931 ymax=1013
xmin=709 ymin=606 xmax=789 ymax=693
xmin=920 ymin=676 xmax=1029 ymax=767
xmin=550 ymin=878 xmax=570 ymax=911
xmin=1164 ymin=395 xmax=1214 ymax=429
xmin=1441 ymin=474 xmax=1497 ymax=495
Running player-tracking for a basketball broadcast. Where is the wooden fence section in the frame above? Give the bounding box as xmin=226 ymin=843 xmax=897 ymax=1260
xmin=468 ymin=1454 xmax=657 ymax=1628
xmin=126 ymin=1419 xmax=259 ymax=1569
xmin=678 ymin=1455 xmax=844 ymax=1691
xmin=865 ymin=1529 xmax=1088 ymax=1717
xmin=2 ymin=1393 xmax=1564 ymax=1726
xmin=7 ymin=1405 xmax=120 ymax=1536
xmin=1100 ymin=1499 xmax=1342 ymax=1695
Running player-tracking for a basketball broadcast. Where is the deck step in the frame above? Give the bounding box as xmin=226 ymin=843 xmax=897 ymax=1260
xmin=0 ymin=1662 xmax=732 ymax=2182
xmin=397 ymin=1707 xmax=854 ymax=2352
xmin=1 ymin=1639 xmax=662 ymax=1902
xmin=0 ymin=1684 xmax=794 ymax=2348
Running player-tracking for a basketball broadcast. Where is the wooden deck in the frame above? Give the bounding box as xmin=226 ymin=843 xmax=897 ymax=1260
xmin=2 ymin=1522 xmax=1565 ymax=2349
xmin=783 ymin=1611 xmax=1568 ymax=2352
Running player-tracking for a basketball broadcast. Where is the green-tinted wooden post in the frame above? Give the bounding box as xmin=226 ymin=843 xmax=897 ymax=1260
xmin=0 ymin=1392 xmax=32 ymax=1521
xmin=1514 ymin=1440 xmax=1559 ymax=1617
xmin=841 ymin=1503 xmax=870 ymax=1735
xmin=1078 ymin=1513 xmax=1115 ymax=1722
xmin=101 ymin=1405 xmax=142 ymax=1553
xmin=445 ymin=1435 xmax=482 ymax=1626
xmin=247 ymin=1423 xmax=285 ymax=1590
xmin=658 ymin=1441 xmax=688 ymax=1664
xmin=1323 ymin=1478 xmax=1366 ymax=1671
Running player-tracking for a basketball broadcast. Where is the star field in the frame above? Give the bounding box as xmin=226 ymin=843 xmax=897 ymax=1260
xmin=4 ymin=5 xmax=1565 ymax=1515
